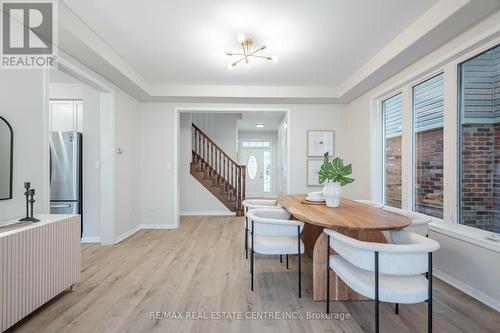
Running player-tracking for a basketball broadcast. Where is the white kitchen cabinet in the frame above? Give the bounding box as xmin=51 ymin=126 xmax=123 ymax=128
xmin=49 ymin=100 xmax=83 ymax=132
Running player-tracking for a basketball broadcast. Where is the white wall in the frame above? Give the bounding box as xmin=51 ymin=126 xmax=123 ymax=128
xmin=114 ymin=89 xmax=141 ymax=237
xmin=179 ymin=113 xmax=230 ymax=214
xmin=346 ymin=13 xmax=500 ymax=310
xmin=49 ymin=83 xmax=83 ymax=99
xmin=430 ymin=228 xmax=500 ymax=311
xmin=139 ymin=103 xmax=176 ymax=227
xmin=346 ymin=95 xmax=373 ymax=200
xmin=0 ymin=70 xmax=49 ymax=221
xmin=82 ymin=86 xmax=101 ymax=238
xmin=288 ymin=104 xmax=349 ymax=195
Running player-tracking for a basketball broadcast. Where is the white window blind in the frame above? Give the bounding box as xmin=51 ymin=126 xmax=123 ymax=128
xmin=383 ymin=93 xmax=403 ymax=138
xmin=413 ymin=73 xmax=444 ymax=132
xmin=461 ymin=50 xmax=496 ymax=120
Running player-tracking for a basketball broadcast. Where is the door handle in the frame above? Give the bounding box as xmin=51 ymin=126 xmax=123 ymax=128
xmin=51 ymin=204 xmax=71 ymax=208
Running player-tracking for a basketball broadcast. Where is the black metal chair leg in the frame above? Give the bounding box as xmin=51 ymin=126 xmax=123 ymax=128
xmin=286 ymin=254 xmax=289 ymax=269
xmin=298 ymin=225 xmax=301 ymax=298
xmin=245 ymin=217 xmax=248 ymax=259
xmin=375 ymin=251 xmax=379 ymax=333
xmin=280 ymin=254 xmax=283 ymax=263
xmin=251 ymin=221 xmax=254 ymax=291
xmin=395 ymin=303 xmax=399 ymax=315
xmin=326 ymin=235 xmax=330 ymax=313
xmin=428 ymin=253 xmax=433 ymax=333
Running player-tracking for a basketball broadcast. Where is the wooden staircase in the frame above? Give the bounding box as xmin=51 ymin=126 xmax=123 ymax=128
xmin=190 ymin=124 xmax=246 ymax=215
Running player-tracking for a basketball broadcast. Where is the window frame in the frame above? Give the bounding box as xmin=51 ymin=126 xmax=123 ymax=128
xmin=456 ymin=43 xmax=500 ymax=229
xmin=372 ymin=35 xmax=500 ymax=235
xmin=410 ymin=72 xmax=445 ymax=217
xmin=381 ymin=91 xmax=403 ymax=207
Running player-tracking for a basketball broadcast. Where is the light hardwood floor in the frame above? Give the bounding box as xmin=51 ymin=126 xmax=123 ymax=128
xmin=9 ymin=216 xmax=500 ymax=333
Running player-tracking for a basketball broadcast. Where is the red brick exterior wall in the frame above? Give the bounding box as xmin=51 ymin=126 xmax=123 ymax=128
xmin=461 ymin=124 xmax=498 ymax=232
xmin=415 ymin=128 xmax=444 ymax=218
xmin=384 ymin=136 xmax=402 ymax=208
xmin=385 ymin=124 xmax=500 ymax=232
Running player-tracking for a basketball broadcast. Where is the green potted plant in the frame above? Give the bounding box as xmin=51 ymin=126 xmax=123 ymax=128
xmin=318 ymin=152 xmax=354 ymax=207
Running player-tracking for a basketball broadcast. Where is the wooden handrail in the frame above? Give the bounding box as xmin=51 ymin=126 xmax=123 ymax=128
xmin=192 ymin=123 xmax=241 ymax=167
xmin=192 ymin=123 xmax=246 ymax=211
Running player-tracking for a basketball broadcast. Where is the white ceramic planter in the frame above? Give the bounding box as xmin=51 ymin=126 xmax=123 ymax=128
xmin=322 ymin=182 xmax=342 ymax=208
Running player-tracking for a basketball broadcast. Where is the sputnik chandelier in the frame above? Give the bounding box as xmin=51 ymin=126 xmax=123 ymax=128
xmin=226 ymin=34 xmax=278 ymax=69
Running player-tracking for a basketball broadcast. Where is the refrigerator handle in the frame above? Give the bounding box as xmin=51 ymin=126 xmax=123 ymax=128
xmin=51 ymin=204 xmax=72 ymax=208
xmin=49 ymin=147 xmax=52 ymax=186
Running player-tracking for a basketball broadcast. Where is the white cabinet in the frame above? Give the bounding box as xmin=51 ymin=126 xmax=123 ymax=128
xmin=49 ymin=100 xmax=83 ymax=132
xmin=0 ymin=214 xmax=81 ymax=332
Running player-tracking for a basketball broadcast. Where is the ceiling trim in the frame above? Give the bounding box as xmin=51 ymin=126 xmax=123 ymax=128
xmin=57 ymin=0 xmax=500 ymax=103
xmin=337 ymin=0 xmax=469 ymax=98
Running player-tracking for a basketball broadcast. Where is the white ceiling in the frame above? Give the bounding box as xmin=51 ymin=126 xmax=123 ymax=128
xmin=237 ymin=112 xmax=285 ymax=132
xmin=63 ymin=0 xmax=438 ymax=87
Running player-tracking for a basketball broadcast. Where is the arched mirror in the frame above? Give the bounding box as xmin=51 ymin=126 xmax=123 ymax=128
xmin=0 ymin=116 xmax=13 ymax=200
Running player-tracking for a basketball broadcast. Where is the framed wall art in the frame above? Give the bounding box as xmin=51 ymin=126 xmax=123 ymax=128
xmin=307 ymin=130 xmax=333 ymax=157
xmin=307 ymin=159 xmax=323 ymax=186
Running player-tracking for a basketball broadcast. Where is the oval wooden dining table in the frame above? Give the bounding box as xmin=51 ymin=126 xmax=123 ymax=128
xmin=277 ymin=194 xmax=411 ymax=301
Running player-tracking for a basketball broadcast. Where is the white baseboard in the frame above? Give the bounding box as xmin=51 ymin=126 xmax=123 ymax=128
xmin=434 ymin=268 xmax=500 ymax=312
xmin=85 ymin=224 xmax=177 ymax=245
xmin=180 ymin=211 xmax=235 ymax=216
xmin=81 ymin=236 xmax=101 ymax=243
xmin=114 ymin=225 xmax=142 ymax=244
xmin=140 ymin=224 xmax=177 ymax=229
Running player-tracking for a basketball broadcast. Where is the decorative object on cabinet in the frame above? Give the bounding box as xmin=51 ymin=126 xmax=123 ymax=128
xmin=28 ymin=188 xmax=40 ymax=222
xmin=19 ymin=182 xmax=32 ymax=222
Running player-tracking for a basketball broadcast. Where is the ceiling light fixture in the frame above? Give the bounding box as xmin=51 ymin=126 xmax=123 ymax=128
xmin=256 ymin=124 xmax=265 ymax=128
xmin=226 ymin=34 xmax=277 ymax=69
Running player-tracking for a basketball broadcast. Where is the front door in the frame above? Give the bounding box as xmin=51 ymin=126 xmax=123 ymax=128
xmin=240 ymin=140 xmax=272 ymax=198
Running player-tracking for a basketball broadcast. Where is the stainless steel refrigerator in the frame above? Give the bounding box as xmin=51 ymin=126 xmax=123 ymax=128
xmin=49 ymin=132 xmax=82 ymax=233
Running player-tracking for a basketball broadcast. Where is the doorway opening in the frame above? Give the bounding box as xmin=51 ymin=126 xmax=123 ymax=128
xmin=237 ymin=111 xmax=287 ymax=199
xmin=175 ymin=108 xmax=289 ymax=219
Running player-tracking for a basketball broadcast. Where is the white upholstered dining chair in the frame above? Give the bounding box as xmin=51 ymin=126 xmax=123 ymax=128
xmin=246 ymin=208 xmax=305 ymax=298
xmin=324 ymin=229 xmax=440 ymax=333
xmin=242 ymin=199 xmax=281 ymax=259
xmin=382 ymin=206 xmax=433 ymax=239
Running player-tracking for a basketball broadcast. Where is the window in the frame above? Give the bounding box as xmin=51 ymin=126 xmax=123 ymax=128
xmin=241 ymin=141 xmax=270 ymax=148
xmin=263 ymin=150 xmax=271 ymax=192
xmin=247 ymin=155 xmax=258 ymax=180
xmin=383 ymin=93 xmax=403 ymax=208
xmin=458 ymin=44 xmax=500 ymax=233
xmin=413 ymin=73 xmax=444 ymax=218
